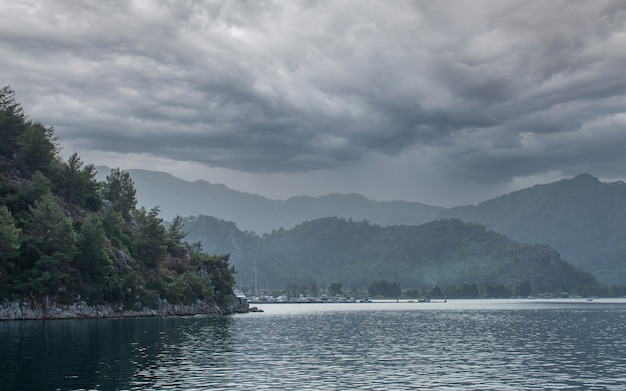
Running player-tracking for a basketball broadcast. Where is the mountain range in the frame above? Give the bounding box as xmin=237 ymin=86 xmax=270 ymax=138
xmin=95 ymin=167 xmax=626 ymax=286
xmin=179 ymin=215 xmax=601 ymax=296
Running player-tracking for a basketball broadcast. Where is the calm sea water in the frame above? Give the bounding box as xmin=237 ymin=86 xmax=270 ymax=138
xmin=1 ymin=299 xmax=626 ymax=390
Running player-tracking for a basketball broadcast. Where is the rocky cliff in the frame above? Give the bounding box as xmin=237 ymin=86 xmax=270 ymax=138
xmin=0 ymin=294 xmax=249 ymax=320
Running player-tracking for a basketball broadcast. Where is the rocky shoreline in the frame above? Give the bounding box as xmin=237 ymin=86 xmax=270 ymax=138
xmin=0 ymin=294 xmax=249 ymax=320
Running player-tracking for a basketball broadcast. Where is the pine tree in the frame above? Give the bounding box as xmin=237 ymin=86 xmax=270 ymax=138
xmin=0 ymin=205 xmax=20 ymax=262
xmin=0 ymin=85 xmax=26 ymax=158
xmin=25 ymin=192 xmax=77 ymax=258
xmin=57 ymin=152 xmax=102 ymax=210
xmin=102 ymin=206 xmax=131 ymax=249
xmin=167 ymin=215 xmax=188 ymax=257
xmin=21 ymin=193 xmax=77 ymax=298
xmin=74 ymin=215 xmax=112 ymax=303
xmin=18 ymin=121 xmax=58 ymax=177
xmin=133 ymin=206 xmax=167 ymax=268
xmin=102 ymin=168 xmax=137 ymax=221
xmin=75 ymin=215 xmax=111 ymax=281
xmin=0 ymin=205 xmax=20 ymax=299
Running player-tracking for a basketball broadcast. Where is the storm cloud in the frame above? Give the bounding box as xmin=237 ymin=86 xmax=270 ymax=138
xmin=2 ymin=1 xmax=625 ymax=205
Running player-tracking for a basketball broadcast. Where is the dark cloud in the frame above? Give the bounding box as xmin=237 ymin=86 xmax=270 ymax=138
xmin=1 ymin=0 xmax=626 ymax=204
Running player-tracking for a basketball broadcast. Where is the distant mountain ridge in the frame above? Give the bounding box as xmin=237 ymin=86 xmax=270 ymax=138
xmin=95 ymin=166 xmax=445 ymax=234
xmin=95 ymin=167 xmax=626 ymax=285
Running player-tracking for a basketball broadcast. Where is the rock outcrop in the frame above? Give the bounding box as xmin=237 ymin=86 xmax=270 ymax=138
xmin=0 ymin=294 xmax=250 ymax=320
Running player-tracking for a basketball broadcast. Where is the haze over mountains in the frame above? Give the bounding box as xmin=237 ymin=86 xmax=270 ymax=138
xmin=178 ymin=215 xmax=601 ymax=296
xmin=95 ymin=167 xmax=446 ymax=234
xmin=96 ymin=167 xmax=626 ymax=286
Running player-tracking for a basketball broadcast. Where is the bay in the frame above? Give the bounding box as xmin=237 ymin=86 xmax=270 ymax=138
xmin=1 ymin=299 xmax=626 ymax=390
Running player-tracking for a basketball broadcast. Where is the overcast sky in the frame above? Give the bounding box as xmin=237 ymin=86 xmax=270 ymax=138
xmin=2 ymin=1 xmax=626 ymax=206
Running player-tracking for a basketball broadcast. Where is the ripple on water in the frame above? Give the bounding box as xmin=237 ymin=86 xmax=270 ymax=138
xmin=2 ymin=300 xmax=626 ymax=390
xmin=119 ymin=303 xmax=626 ymax=390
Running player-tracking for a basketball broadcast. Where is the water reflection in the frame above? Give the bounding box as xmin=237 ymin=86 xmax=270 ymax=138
xmin=2 ymin=301 xmax=626 ymax=390
xmin=131 ymin=316 xmax=235 ymax=390
xmin=0 ymin=316 xmax=234 ymax=391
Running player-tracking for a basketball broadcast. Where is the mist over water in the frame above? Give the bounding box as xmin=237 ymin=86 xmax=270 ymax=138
xmin=1 ymin=299 xmax=626 ymax=390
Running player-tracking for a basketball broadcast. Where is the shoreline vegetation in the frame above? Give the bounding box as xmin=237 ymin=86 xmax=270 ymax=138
xmin=0 ymin=86 xmax=242 ymax=319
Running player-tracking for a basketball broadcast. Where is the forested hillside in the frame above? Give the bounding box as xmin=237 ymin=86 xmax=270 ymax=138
xmin=442 ymin=174 xmax=626 ymax=285
xmin=183 ymin=216 xmax=605 ymax=298
xmin=0 ymin=86 xmax=238 ymax=316
xmin=113 ymin=168 xmax=626 ymax=286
